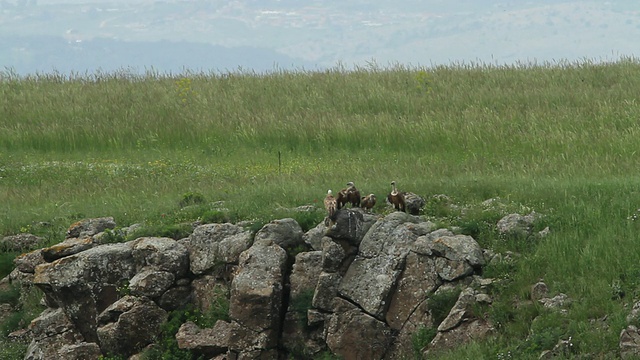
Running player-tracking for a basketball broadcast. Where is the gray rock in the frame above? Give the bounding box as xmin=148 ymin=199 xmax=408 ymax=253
xmin=325 ymin=298 xmax=393 ymax=360
xmin=437 ymin=287 xmax=476 ymax=332
xmin=413 ymin=234 xmax=485 ymax=267
xmin=228 ymin=239 xmax=287 ymax=351
xmin=128 ymin=269 xmax=175 ymax=298
xmin=131 ymin=237 xmax=189 ymax=277
xmin=57 ymin=342 xmax=102 ymax=360
xmin=25 ymin=308 xmax=85 ymax=360
xmin=66 ymin=217 xmax=116 ymax=239
xmin=539 ymin=293 xmax=570 ymax=309
xmin=386 ymin=252 xmax=441 ymax=330
xmin=621 ymin=325 xmax=640 ymax=359
xmin=338 ymin=255 xmax=402 ymax=319
xmin=176 ymin=321 xmax=230 ymax=356
xmin=434 ymin=257 xmax=474 ymax=281
xmin=158 ymin=285 xmax=192 ymax=311
xmin=326 ymin=209 xmax=378 ymax=245
xmin=303 ymin=222 xmax=328 ymax=250
xmin=497 ymin=212 xmax=538 ymax=237
xmin=254 ymin=218 xmax=304 ymax=249
xmin=428 ymin=318 xmax=494 ymax=354
xmin=321 ymin=238 xmax=345 ymax=273
xmin=312 ymin=272 xmax=342 ymax=312
xmin=289 ymin=251 xmax=323 ymax=300
xmin=33 ymin=242 xmax=137 ymax=343
xmin=14 ymin=249 xmax=46 ymax=273
xmin=531 ymin=281 xmax=549 ymax=301
xmin=187 ymin=223 xmax=253 ymax=275
xmin=1 ymin=233 xmax=43 ymax=251
xmin=41 ymin=237 xmax=96 ymax=262
xmin=96 ymin=295 xmax=167 ymax=357
xmin=404 ymin=192 xmax=426 ymax=215
xmin=339 ymin=212 xmax=423 ymax=319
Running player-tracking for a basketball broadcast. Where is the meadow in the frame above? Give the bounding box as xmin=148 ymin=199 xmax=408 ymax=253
xmin=2 ymin=58 xmax=640 ymax=358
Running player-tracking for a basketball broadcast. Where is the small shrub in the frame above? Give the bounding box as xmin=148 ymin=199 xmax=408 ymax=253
xmin=195 ymin=286 xmax=230 ymax=327
xmin=481 ymin=258 xmax=517 ymax=284
xmin=98 ymin=355 xmax=127 ymax=360
xmin=427 ymin=288 xmax=461 ymax=327
xmin=116 ymin=280 xmax=130 ymax=298
xmin=286 ymin=244 xmax=310 ymax=261
xmin=0 ymin=339 xmax=28 ymax=360
xmin=0 ymin=310 xmax=25 ymax=336
xmin=200 ymin=209 xmax=230 ymax=224
xmin=290 ymin=289 xmax=315 ymax=320
xmin=127 ymin=223 xmax=193 ymax=240
xmin=0 ymin=284 xmax=21 ymax=306
xmin=141 ymin=305 xmax=202 ymax=360
xmin=290 ymin=210 xmax=324 ymax=232
xmin=178 ymin=192 xmax=206 ymax=208
xmin=100 ymin=228 xmax=126 ymax=244
xmin=245 ymin=220 xmax=267 ymax=233
xmin=0 ymin=284 xmax=44 ymax=338
xmin=0 ymin=252 xmax=18 ymax=279
xmin=314 ymin=351 xmax=343 ymax=360
xmin=412 ymin=325 xmax=438 ymax=358
xmin=423 ymin=195 xmax=457 ymax=218
xmin=523 ymin=312 xmax=571 ymax=353
xmin=488 ymin=301 xmax=516 ymax=333
xmin=454 ymin=215 xmax=499 ymax=247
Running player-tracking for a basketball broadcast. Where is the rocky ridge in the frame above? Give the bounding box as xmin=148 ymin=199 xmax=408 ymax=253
xmin=0 ymin=207 xmax=574 ymax=359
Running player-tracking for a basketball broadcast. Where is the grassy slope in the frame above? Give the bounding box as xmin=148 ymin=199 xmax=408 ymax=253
xmin=2 ymin=59 xmax=640 ymax=358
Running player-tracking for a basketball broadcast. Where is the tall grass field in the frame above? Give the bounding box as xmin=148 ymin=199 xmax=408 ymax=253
xmin=3 ymin=59 xmax=640 ymax=358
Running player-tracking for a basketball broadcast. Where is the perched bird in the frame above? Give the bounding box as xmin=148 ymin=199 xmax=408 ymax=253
xmin=387 ymin=181 xmax=406 ymax=212
xmin=346 ymin=181 xmax=361 ymax=208
xmin=360 ymin=193 xmax=377 ymax=211
xmin=324 ymin=190 xmax=338 ymax=225
xmin=337 ymin=181 xmax=361 ymax=209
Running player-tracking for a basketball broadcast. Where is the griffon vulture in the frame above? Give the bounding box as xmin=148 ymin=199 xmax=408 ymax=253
xmin=387 ymin=181 xmax=406 ymax=212
xmin=324 ymin=190 xmax=338 ymax=226
xmin=360 ymin=193 xmax=376 ymax=211
xmin=337 ymin=181 xmax=361 ymax=209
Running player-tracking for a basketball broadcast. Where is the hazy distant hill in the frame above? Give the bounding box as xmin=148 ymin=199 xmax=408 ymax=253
xmin=0 ymin=35 xmax=313 ymax=75
xmin=1 ymin=0 xmax=639 ymax=75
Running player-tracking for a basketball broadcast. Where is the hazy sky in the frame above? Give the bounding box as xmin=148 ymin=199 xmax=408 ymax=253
xmin=2 ymin=0 xmax=639 ymax=74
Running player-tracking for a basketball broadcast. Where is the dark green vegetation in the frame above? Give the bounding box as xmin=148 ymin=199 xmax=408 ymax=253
xmin=3 ymin=59 xmax=640 ymax=358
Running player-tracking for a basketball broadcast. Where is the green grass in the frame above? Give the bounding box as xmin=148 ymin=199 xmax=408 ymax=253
xmin=3 ymin=58 xmax=640 ymax=358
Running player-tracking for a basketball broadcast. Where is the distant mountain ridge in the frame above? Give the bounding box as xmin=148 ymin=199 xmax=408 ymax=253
xmin=0 ymin=35 xmax=314 ymax=75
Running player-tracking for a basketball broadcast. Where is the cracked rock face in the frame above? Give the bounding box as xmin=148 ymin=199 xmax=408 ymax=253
xmin=18 ymin=212 xmax=498 ymax=359
xmin=96 ymin=295 xmax=167 ymax=357
xmin=228 ymin=238 xmax=288 ymax=356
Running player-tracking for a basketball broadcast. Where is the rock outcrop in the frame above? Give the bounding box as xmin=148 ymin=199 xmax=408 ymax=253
xmin=9 ymin=209 xmax=501 ymax=359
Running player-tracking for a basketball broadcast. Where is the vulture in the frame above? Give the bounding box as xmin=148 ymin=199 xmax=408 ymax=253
xmin=324 ymin=190 xmax=338 ymax=225
xmin=387 ymin=181 xmax=406 ymax=212
xmin=337 ymin=181 xmax=361 ymax=209
xmin=360 ymin=193 xmax=377 ymax=211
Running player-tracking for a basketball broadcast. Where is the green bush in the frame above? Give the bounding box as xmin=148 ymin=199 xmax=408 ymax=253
xmin=127 ymin=223 xmax=193 ymax=241
xmin=141 ymin=305 xmax=201 ymax=360
xmin=178 ymin=192 xmax=206 ymax=208
xmin=0 ymin=284 xmax=21 ymax=306
xmin=199 ymin=209 xmax=231 ymax=224
xmin=427 ymin=288 xmax=461 ymax=327
xmin=412 ymin=325 xmax=438 ymax=358
xmin=0 ymin=339 xmax=28 ymax=360
xmin=0 ymin=252 xmax=18 ymax=279
xmin=194 ymin=286 xmax=230 ymax=328
xmin=0 ymin=310 xmax=25 ymax=337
